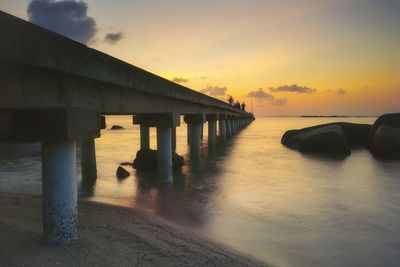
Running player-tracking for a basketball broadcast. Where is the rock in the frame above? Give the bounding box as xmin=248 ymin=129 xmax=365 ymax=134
xmin=133 ymin=149 xmax=157 ymax=171
xmin=282 ymin=122 xmax=371 ymax=148
xmin=110 ymin=125 xmax=124 ymax=130
xmin=133 ymin=149 xmax=185 ymax=171
xmin=116 ymin=166 xmax=130 ymax=179
xmin=283 ymin=125 xmax=351 ymax=155
xmin=368 ymin=113 xmax=400 ymax=144
xmin=369 ymin=125 xmax=400 ymax=158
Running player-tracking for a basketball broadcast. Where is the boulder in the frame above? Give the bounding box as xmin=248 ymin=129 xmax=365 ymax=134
xmin=133 ymin=149 xmax=185 ymax=171
xmin=282 ymin=122 xmax=371 ymax=148
xmin=369 ymin=125 xmax=400 ymax=158
xmin=299 ymin=125 xmax=351 ymax=155
xmin=368 ymin=113 xmax=400 ymax=144
xmin=110 ymin=125 xmax=124 ymax=130
xmin=116 ymin=166 xmax=130 ymax=179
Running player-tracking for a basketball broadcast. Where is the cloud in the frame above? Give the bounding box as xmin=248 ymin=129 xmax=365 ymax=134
xmin=246 ymin=88 xmax=287 ymax=106
xmin=200 ymin=85 xmax=227 ymax=96
xmin=327 ymin=88 xmax=347 ymax=95
xmin=271 ymin=98 xmax=287 ymax=105
xmin=247 ymin=88 xmax=273 ymax=99
xmin=104 ymin=32 xmax=124 ymax=44
xmin=270 ymin=84 xmax=316 ymax=94
xmin=172 ymin=77 xmax=189 ymax=83
xmin=27 ymin=0 xmax=97 ymax=44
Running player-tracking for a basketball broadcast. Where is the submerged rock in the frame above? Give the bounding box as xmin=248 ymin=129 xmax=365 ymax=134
xmin=116 ymin=166 xmax=130 ymax=179
xmin=133 ymin=149 xmax=185 ymax=171
xmin=110 ymin=125 xmax=124 ymax=130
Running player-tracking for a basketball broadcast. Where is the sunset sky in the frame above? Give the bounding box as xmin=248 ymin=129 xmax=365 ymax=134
xmin=2 ymin=0 xmax=399 ymax=116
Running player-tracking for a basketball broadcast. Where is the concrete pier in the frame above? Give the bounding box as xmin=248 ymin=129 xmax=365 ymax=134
xmin=42 ymin=140 xmax=77 ymax=245
xmin=0 ymin=11 xmax=255 ymax=245
xmin=156 ymin=127 xmax=173 ymax=183
xmin=81 ymin=138 xmax=97 ymax=185
xmin=140 ymin=124 xmax=150 ymax=150
xmin=184 ymin=114 xmax=205 ymax=159
xmin=207 ymin=114 xmax=217 ymax=147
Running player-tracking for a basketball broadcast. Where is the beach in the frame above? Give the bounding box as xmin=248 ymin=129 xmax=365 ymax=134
xmin=0 ymin=193 xmax=267 ymax=267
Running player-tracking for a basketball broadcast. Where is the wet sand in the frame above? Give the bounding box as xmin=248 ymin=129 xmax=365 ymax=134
xmin=0 ymin=193 xmax=267 ymax=267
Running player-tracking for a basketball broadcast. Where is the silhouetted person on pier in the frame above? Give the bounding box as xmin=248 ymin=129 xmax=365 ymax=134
xmin=228 ymin=96 xmax=234 ymax=106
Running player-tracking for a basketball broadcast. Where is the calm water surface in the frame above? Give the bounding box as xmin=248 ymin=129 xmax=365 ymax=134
xmin=1 ymin=117 xmax=400 ymax=267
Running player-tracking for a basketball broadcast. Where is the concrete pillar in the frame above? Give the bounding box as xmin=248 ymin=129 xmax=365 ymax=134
xmin=206 ymin=114 xmax=217 ymax=147
xmin=218 ymin=114 xmax=227 ymax=142
xmin=81 ymin=138 xmax=97 ymax=185
xmin=187 ymin=123 xmax=191 ymax=145
xmin=171 ymin=126 xmax=176 ymax=152
xmin=184 ymin=114 xmax=204 ymax=159
xmin=190 ymin=123 xmax=202 ymax=158
xmin=227 ymin=119 xmax=232 ymax=137
xmin=200 ymin=123 xmax=204 ymax=140
xmin=42 ymin=140 xmax=77 ymax=245
xmin=156 ymin=127 xmax=173 ymax=182
xmin=139 ymin=124 xmax=150 ymax=150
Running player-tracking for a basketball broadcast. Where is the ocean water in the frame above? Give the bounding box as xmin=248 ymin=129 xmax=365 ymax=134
xmin=1 ymin=116 xmax=400 ymax=267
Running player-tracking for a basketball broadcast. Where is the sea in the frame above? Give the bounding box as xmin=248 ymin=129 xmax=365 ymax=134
xmin=1 ymin=116 xmax=400 ymax=267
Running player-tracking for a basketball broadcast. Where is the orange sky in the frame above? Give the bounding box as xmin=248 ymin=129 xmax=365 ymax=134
xmin=2 ymin=0 xmax=399 ymax=116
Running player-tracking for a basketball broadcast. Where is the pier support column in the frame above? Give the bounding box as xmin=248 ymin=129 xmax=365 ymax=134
xmin=227 ymin=118 xmax=232 ymax=138
xmin=2 ymin=108 xmax=101 ymax=244
xmin=171 ymin=126 xmax=177 ymax=152
xmin=81 ymin=138 xmax=97 ymax=185
xmin=218 ymin=114 xmax=227 ymax=142
xmin=187 ymin=124 xmax=192 ymax=145
xmin=133 ymin=113 xmax=180 ymax=182
xmin=42 ymin=140 xmax=77 ymax=244
xmin=156 ymin=127 xmax=173 ymax=183
xmin=206 ymin=114 xmax=217 ymax=147
xmin=140 ymin=124 xmax=150 ymax=150
xmin=184 ymin=114 xmax=205 ymax=159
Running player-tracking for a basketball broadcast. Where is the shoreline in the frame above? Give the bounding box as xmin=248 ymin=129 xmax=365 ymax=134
xmin=0 ymin=192 xmax=268 ymax=267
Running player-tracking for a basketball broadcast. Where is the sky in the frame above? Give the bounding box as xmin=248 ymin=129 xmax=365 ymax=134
xmin=1 ymin=0 xmax=399 ymax=116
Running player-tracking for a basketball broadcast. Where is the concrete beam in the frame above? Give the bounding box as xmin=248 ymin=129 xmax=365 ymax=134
xmin=0 ymin=108 xmax=100 ymax=142
xmin=133 ymin=113 xmax=180 ymax=128
xmin=0 ymin=12 xmax=249 ymax=118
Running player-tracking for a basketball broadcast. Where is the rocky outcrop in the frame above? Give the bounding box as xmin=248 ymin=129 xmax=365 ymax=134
xmin=369 ymin=113 xmax=400 ymax=158
xmin=368 ymin=113 xmax=400 ymax=143
xmin=110 ymin=125 xmax=124 ymax=130
xmin=116 ymin=166 xmax=130 ymax=179
xmin=282 ymin=122 xmax=372 ymax=148
xmin=133 ymin=149 xmax=184 ymax=171
xmin=283 ymin=124 xmax=351 ymax=155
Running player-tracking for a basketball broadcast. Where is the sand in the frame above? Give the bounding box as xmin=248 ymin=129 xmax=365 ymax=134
xmin=0 ymin=193 xmax=268 ymax=267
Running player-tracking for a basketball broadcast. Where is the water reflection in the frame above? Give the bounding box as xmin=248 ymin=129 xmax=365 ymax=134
xmin=2 ymin=116 xmax=400 ymax=267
